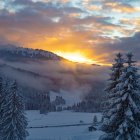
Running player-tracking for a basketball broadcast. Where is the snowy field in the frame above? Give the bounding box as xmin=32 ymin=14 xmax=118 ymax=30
xmin=26 ymin=111 xmax=104 ymax=140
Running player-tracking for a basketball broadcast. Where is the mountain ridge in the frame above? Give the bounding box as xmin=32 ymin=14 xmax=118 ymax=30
xmin=0 ymin=44 xmax=100 ymax=66
xmin=0 ymin=44 xmax=63 ymax=61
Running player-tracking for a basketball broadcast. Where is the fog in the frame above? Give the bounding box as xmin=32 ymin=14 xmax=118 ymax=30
xmin=0 ymin=59 xmax=109 ymax=100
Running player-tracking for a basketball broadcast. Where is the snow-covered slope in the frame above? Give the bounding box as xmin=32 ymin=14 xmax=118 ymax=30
xmin=0 ymin=44 xmax=62 ymax=61
xmin=26 ymin=111 xmax=103 ymax=140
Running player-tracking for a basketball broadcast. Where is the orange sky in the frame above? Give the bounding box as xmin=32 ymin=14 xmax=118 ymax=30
xmin=0 ymin=0 xmax=140 ymax=65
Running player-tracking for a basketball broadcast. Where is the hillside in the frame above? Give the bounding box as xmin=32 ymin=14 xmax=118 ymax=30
xmin=0 ymin=44 xmax=62 ymax=61
xmin=0 ymin=44 xmax=107 ymax=111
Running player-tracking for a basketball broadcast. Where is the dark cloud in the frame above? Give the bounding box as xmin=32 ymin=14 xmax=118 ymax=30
xmin=93 ymin=32 xmax=140 ymax=63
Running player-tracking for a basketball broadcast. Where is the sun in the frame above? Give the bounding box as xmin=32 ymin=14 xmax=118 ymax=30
xmin=55 ymin=52 xmax=96 ymax=64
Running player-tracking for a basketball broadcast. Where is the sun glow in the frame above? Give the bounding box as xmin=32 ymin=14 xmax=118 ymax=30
xmin=55 ymin=52 xmax=96 ymax=64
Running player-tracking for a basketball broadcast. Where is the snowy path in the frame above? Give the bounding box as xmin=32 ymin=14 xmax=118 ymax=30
xmin=27 ymin=123 xmax=93 ymax=128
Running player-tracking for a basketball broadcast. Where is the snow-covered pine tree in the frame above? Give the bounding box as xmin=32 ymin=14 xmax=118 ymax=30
xmin=101 ymin=53 xmax=140 ymax=140
xmin=101 ymin=116 xmax=104 ymax=124
xmin=0 ymin=77 xmax=7 ymax=136
xmin=0 ymin=77 xmax=5 ymax=116
xmin=101 ymin=53 xmax=124 ymax=132
xmin=113 ymin=53 xmax=140 ymax=139
xmin=93 ymin=115 xmax=97 ymax=124
xmin=106 ymin=53 xmax=124 ymax=93
xmin=1 ymin=81 xmax=28 ymax=140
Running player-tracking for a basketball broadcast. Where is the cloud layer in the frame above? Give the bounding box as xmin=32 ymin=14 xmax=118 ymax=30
xmin=0 ymin=0 xmax=140 ymax=64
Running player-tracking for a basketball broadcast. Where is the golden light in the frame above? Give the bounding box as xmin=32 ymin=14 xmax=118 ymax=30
xmin=55 ymin=51 xmax=97 ymax=64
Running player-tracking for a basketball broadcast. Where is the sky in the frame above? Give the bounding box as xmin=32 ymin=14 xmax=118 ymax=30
xmin=0 ymin=0 xmax=140 ymax=65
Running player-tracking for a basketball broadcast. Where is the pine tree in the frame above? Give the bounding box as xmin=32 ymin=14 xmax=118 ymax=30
xmin=1 ymin=81 xmax=28 ymax=140
xmin=101 ymin=53 xmax=140 ymax=140
xmin=0 ymin=77 xmax=7 ymax=136
xmin=0 ymin=77 xmax=5 ymax=116
xmin=101 ymin=53 xmax=124 ymax=132
xmin=93 ymin=115 xmax=97 ymax=124
xmin=106 ymin=53 xmax=124 ymax=93
xmin=101 ymin=116 xmax=104 ymax=124
xmin=40 ymin=92 xmax=51 ymax=114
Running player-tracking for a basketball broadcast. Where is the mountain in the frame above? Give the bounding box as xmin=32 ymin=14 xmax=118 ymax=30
xmin=0 ymin=44 xmax=63 ymax=62
xmin=0 ymin=44 xmax=106 ymax=109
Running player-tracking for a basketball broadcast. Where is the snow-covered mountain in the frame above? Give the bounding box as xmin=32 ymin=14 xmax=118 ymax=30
xmin=0 ymin=44 xmax=106 ymax=108
xmin=0 ymin=44 xmax=62 ymax=61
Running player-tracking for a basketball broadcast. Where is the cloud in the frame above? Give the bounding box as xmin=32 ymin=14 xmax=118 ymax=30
xmin=1 ymin=58 xmax=108 ymax=99
xmin=0 ymin=0 xmax=140 ymax=65
xmin=91 ymin=32 xmax=140 ymax=64
xmin=103 ymin=2 xmax=140 ymax=13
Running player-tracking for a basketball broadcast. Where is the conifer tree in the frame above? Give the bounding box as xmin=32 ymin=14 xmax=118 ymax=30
xmin=106 ymin=53 xmax=124 ymax=93
xmin=102 ymin=53 xmax=124 ymax=131
xmin=101 ymin=116 xmax=104 ymax=124
xmin=40 ymin=93 xmax=51 ymax=114
xmin=101 ymin=53 xmax=140 ymax=140
xmin=93 ymin=115 xmax=97 ymax=124
xmin=0 ymin=77 xmax=5 ymax=116
xmin=0 ymin=77 xmax=7 ymax=136
xmin=1 ymin=81 xmax=28 ymax=140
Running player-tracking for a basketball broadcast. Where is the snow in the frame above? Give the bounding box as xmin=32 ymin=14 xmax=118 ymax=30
xmin=0 ymin=45 xmax=60 ymax=60
xmin=26 ymin=111 xmax=103 ymax=140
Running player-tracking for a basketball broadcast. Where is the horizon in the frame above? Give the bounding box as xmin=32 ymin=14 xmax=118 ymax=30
xmin=0 ymin=0 xmax=140 ymax=65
